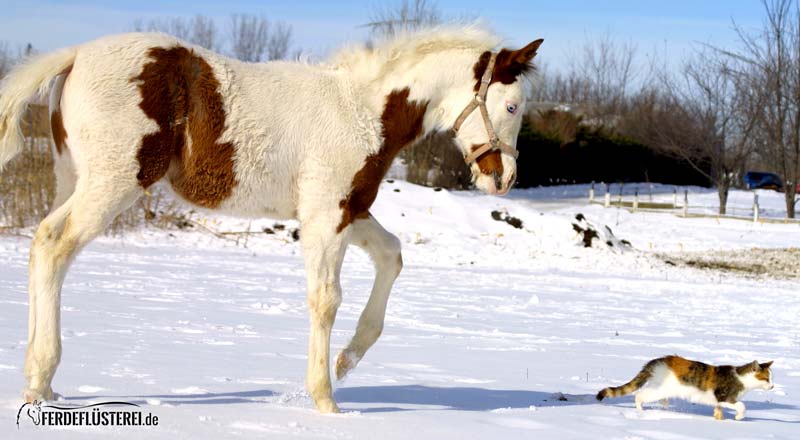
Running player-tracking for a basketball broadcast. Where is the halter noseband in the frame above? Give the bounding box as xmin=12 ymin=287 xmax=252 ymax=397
xmin=452 ymin=52 xmax=519 ymax=165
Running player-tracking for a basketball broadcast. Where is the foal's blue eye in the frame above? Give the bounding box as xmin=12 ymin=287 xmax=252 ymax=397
xmin=506 ymin=103 xmax=518 ymax=114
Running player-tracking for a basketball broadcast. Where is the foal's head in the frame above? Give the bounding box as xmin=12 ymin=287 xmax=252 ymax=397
xmin=449 ymin=39 xmax=543 ymax=195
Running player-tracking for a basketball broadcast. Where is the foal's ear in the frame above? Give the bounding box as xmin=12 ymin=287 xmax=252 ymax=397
xmin=493 ymin=39 xmax=544 ymax=81
xmin=511 ymin=39 xmax=544 ymax=66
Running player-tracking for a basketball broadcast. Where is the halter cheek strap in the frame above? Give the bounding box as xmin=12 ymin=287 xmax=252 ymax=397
xmin=452 ymin=52 xmax=519 ymax=165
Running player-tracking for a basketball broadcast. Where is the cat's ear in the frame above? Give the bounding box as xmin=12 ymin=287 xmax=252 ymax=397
xmin=751 ymin=360 xmax=760 ymax=370
xmin=760 ymin=361 xmax=774 ymax=369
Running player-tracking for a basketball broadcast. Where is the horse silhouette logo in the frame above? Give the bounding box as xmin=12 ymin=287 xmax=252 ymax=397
xmin=16 ymin=400 xmax=42 ymax=428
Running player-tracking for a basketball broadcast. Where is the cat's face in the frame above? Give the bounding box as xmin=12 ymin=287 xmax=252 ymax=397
xmin=741 ymin=360 xmax=774 ymax=390
xmin=755 ymin=361 xmax=775 ymax=390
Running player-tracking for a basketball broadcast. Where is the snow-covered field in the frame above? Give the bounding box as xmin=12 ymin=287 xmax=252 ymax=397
xmin=1 ymin=181 xmax=799 ymax=439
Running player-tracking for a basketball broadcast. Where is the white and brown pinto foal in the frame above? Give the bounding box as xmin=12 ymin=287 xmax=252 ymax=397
xmin=0 ymin=28 xmax=542 ymax=413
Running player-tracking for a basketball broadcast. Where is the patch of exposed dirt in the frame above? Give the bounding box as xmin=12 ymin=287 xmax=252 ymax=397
xmin=659 ymin=248 xmax=800 ymax=279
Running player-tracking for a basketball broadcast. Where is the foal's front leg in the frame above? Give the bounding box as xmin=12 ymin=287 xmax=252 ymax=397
xmin=300 ymin=220 xmax=348 ymax=413
xmin=336 ymin=214 xmax=402 ymax=380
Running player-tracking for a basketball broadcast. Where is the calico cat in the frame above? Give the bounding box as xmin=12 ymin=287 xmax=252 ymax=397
xmin=597 ymin=355 xmax=774 ymax=420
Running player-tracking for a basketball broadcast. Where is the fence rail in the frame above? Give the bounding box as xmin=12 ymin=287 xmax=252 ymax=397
xmin=587 ymin=182 xmax=800 ymax=224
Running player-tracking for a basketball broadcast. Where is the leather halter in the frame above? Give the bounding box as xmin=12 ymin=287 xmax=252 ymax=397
xmin=452 ymin=52 xmax=520 ymax=165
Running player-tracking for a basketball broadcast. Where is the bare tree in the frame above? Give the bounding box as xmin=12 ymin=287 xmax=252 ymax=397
xmin=626 ymin=49 xmax=762 ymax=214
xmin=576 ymin=34 xmax=638 ymax=120
xmin=365 ymin=0 xmax=441 ymax=38
xmin=229 ymin=15 xmax=295 ymax=62
xmin=267 ymin=22 xmax=293 ymax=61
xmin=230 ymin=14 xmax=269 ymax=62
xmin=133 ymin=15 xmax=219 ymax=50
xmin=189 ymin=15 xmax=219 ymax=51
xmin=0 ymin=42 xmax=15 ymax=79
xmin=133 ymin=14 xmax=295 ymax=62
xmin=536 ymin=35 xmax=637 ymax=125
xmin=719 ymin=0 xmax=800 ymax=217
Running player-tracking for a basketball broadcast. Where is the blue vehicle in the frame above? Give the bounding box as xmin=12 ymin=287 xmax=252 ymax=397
xmin=744 ymin=171 xmax=783 ymax=190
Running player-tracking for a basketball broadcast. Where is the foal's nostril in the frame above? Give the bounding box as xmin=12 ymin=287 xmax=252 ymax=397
xmin=492 ymin=171 xmax=502 ymax=190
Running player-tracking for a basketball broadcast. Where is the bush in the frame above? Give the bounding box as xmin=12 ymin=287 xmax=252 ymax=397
xmin=514 ymin=115 xmax=711 ymax=188
xmin=0 ymin=136 xmax=54 ymax=229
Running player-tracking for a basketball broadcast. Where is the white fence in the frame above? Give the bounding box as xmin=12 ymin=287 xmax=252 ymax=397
xmin=587 ymin=182 xmax=799 ymax=224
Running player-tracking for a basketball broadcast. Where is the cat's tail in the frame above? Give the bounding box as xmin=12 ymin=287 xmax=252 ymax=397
xmin=597 ymin=359 xmax=658 ymax=401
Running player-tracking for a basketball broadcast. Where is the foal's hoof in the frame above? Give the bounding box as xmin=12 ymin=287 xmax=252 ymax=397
xmin=23 ymin=387 xmax=54 ymax=403
xmin=315 ymin=398 xmax=340 ymax=414
xmin=335 ymin=350 xmax=358 ymax=381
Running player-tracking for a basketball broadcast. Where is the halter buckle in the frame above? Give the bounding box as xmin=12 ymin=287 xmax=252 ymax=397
xmin=454 ymin=52 xmax=520 ymax=165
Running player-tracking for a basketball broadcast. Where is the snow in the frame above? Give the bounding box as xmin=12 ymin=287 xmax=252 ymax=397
xmin=1 ymin=181 xmax=799 ymax=439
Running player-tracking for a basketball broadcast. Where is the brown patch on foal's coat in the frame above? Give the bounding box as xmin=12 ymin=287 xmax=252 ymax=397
xmin=50 ymin=66 xmax=73 ymax=155
xmin=50 ymin=110 xmax=67 ymax=154
xmin=132 ymin=46 xmax=237 ymax=208
xmin=337 ymin=88 xmax=428 ymax=232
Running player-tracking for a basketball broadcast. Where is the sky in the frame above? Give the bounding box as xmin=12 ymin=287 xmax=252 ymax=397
xmin=0 ymin=0 xmax=767 ymax=72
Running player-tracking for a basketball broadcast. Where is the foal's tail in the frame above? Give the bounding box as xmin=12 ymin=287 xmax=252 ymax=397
xmin=0 ymin=46 xmax=77 ymax=169
xmin=596 ymin=359 xmax=658 ymax=401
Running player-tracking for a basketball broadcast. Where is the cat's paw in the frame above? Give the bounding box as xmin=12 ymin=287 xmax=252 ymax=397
xmin=735 ymin=413 xmax=745 ymax=421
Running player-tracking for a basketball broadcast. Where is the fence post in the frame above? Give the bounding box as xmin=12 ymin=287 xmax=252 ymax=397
xmin=633 ymin=189 xmax=639 ymax=212
xmin=753 ymin=193 xmax=760 ymax=222
xmin=589 ymin=181 xmax=595 ymax=203
xmin=604 ymin=184 xmax=611 ymax=208
xmin=673 ymin=188 xmax=678 ymax=208
xmin=683 ymin=190 xmax=689 ymax=217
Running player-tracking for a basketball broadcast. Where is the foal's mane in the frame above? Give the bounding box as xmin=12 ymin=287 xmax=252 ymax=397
xmin=329 ymin=24 xmax=502 ymax=79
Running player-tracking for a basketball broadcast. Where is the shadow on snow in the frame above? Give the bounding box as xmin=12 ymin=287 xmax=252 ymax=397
xmin=60 ymin=385 xmax=799 ymax=422
xmin=335 ymin=385 xmax=594 ymax=413
xmin=61 ymin=388 xmax=277 ymax=406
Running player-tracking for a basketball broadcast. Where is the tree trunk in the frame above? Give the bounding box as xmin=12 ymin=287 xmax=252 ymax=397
xmin=717 ymin=182 xmax=729 ymax=215
xmin=785 ymin=184 xmax=797 ymax=218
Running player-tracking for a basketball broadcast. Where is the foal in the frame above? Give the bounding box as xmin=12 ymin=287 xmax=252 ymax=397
xmin=0 ymin=27 xmax=542 ymax=413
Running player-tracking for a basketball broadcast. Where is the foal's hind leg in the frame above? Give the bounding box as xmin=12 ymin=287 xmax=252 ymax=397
xmin=335 ymin=215 xmax=402 ymax=380
xmin=51 ymin=148 xmax=77 ymax=210
xmin=24 ymin=178 xmax=141 ymax=402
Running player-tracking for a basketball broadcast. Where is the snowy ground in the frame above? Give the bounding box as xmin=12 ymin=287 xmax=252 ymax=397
xmin=1 ymin=181 xmax=799 ymax=439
